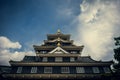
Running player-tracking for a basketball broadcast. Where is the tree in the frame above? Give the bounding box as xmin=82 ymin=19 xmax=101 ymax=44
xmin=113 ymin=37 xmax=120 ymax=73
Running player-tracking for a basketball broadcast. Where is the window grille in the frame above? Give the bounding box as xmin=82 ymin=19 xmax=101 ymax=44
xmin=92 ymin=67 xmax=100 ymax=73
xmin=31 ymin=67 xmax=37 ymax=73
xmin=76 ymin=67 xmax=85 ymax=73
xmin=103 ymin=67 xmax=111 ymax=73
xmin=55 ymin=57 xmax=62 ymax=62
xmin=44 ymin=67 xmax=52 ymax=73
xmin=40 ymin=51 xmax=47 ymax=53
xmin=16 ymin=67 xmax=22 ymax=73
xmin=42 ymin=51 xmax=47 ymax=53
xmin=70 ymin=57 xmax=75 ymax=62
xmin=61 ymin=67 xmax=69 ymax=73
xmin=71 ymin=51 xmax=77 ymax=53
xmin=43 ymin=57 xmax=47 ymax=62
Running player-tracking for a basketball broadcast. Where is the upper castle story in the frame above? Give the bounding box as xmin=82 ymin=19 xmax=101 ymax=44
xmin=33 ymin=30 xmax=84 ymax=55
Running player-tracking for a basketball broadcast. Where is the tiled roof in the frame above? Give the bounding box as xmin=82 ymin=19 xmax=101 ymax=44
xmin=77 ymin=56 xmax=113 ymax=63
xmin=33 ymin=45 xmax=84 ymax=50
xmin=77 ymin=56 xmax=98 ymax=62
xmin=22 ymin=56 xmax=36 ymax=62
xmin=19 ymin=56 xmax=113 ymax=63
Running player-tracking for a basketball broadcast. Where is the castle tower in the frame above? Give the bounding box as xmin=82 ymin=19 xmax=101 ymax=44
xmin=3 ymin=30 xmax=113 ymax=80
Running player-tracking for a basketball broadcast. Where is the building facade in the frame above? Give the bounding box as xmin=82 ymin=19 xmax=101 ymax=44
xmin=3 ymin=30 xmax=113 ymax=80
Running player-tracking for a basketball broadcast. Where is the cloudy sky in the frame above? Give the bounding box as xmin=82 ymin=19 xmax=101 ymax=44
xmin=0 ymin=0 xmax=120 ymax=65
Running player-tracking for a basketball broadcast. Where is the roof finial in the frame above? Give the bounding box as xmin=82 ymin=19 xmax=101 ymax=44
xmin=57 ymin=37 xmax=60 ymax=41
xmin=57 ymin=42 xmax=61 ymax=47
xmin=57 ymin=29 xmax=61 ymax=34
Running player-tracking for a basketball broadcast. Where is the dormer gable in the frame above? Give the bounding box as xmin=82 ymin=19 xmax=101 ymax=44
xmin=49 ymin=47 xmax=69 ymax=54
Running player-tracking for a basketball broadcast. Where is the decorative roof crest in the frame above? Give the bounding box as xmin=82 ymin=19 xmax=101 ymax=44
xmin=57 ymin=37 xmax=61 ymax=41
xmin=57 ymin=42 xmax=61 ymax=47
xmin=57 ymin=29 xmax=61 ymax=34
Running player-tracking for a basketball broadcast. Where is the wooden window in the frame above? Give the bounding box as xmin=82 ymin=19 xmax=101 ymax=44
xmin=63 ymin=57 xmax=70 ymax=62
xmin=40 ymin=51 xmax=47 ymax=53
xmin=43 ymin=57 xmax=47 ymax=62
xmin=48 ymin=57 xmax=55 ymax=62
xmin=55 ymin=57 xmax=62 ymax=62
xmin=44 ymin=67 xmax=52 ymax=73
xmin=103 ymin=67 xmax=111 ymax=73
xmin=31 ymin=67 xmax=37 ymax=73
xmin=42 ymin=51 xmax=47 ymax=53
xmin=85 ymin=67 xmax=93 ymax=73
xmin=61 ymin=67 xmax=69 ymax=73
xmin=76 ymin=67 xmax=85 ymax=73
xmin=70 ymin=57 xmax=75 ymax=62
xmin=71 ymin=51 xmax=77 ymax=53
xmin=16 ymin=67 xmax=22 ymax=73
xmin=92 ymin=67 xmax=100 ymax=73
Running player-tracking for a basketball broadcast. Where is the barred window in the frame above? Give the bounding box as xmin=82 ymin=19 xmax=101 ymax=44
xmin=71 ymin=51 xmax=77 ymax=53
xmin=43 ymin=57 xmax=47 ymax=62
xmin=44 ymin=67 xmax=52 ymax=73
xmin=42 ymin=51 xmax=47 ymax=53
xmin=70 ymin=57 xmax=75 ymax=62
xmin=103 ymin=67 xmax=111 ymax=73
xmin=40 ymin=51 xmax=47 ymax=53
xmin=61 ymin=67 xmax=69 ymax=73
xmin=76 ymin=67 xmax=85 ymax=73
xmin=92 ymin=67 xmax=100 ymax=73
xmin=31 ymin=67 xmax=37 ymax=73
xmin=55 ymin=57 xmax=62 ymax=62
xmin=16 ymin=67 xmax=22 ymax=73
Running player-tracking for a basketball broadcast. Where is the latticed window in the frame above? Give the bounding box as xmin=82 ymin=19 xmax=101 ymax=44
xmin=31 ymin=67 xmax=37 ymax=73
xmin=40 ymin=51 xmax=47 ymax=53
xmin=70 ymin=57 xmax=75 ymax=62
xmin=42 ymin=51 xmax=47 ymax=53
xmin=55 ymin=57 xmax=62 ymax=62
xmin=16 ymin=67 xmax=22 ymax=73
xmin=76 ymin=67 xmax=85 ymax=73
xmin=43 ymin=57 xmax=47 ymax=62
xmin=71 ymin=51 xmax=77 ymax=53
xmin=44 ymin=67 xmax=52 ymax=73
xmin=103 ymin=67 xmax=111 ymax=73
xmin=61 ymin=67 xmax=69 ymax=73
xmin=92 ymin=67 xmax=100 ymax=73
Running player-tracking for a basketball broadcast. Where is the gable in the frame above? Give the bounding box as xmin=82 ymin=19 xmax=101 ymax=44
xmin=49 ymin=47 xmax=69 ymax=54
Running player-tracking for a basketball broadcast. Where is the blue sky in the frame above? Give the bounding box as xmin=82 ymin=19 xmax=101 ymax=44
xmin=0 ymin=0 xmax=120 ymax=65
xmin=0 ymin=0 xmax=82 ymax=51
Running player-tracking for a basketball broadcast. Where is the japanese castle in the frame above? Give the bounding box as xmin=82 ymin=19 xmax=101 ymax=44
xmin=3 ymin=30 xmax=113 ymax=80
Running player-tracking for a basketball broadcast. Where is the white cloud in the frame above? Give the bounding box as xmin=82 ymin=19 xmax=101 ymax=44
xmin=10 ymin=51 xmax=35 ymax=61
xmin=0 ymin=36 xmax=21 ymax=49
xmin=0 ymin=36 xmax=35 ymax=66
xmin=74 ymin=0 xmax=120 ymax=61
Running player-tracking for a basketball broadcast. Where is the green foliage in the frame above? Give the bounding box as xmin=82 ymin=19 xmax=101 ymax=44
xmin=114 ymin=47 xmax=120 ymax=62
xmin=113 ymin=37 xmax=120 ymax=73
xmin=114 ymin=37 xmax=120 ymax=46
